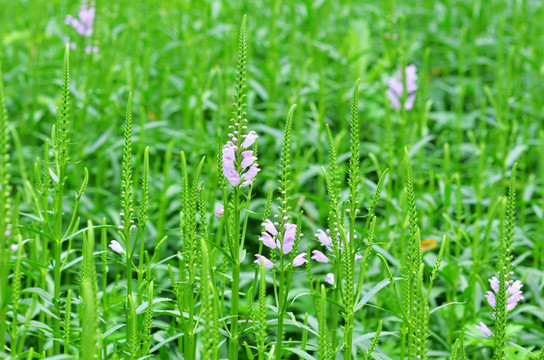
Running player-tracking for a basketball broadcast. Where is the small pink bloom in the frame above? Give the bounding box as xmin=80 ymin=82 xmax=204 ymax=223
xmin=316 ymin=229 xmax=332 ymax=247
xmin=282 ymin=223 xmax=297 ymax=254
xmin=284 ymin=223 xmax=297 ymax=243
xmin=476 ymin=322 xmax=492 ymax=337
xmin=259 ymin=232 xmax=277 ymax=249
xmin=293 ymin=253 xmax=308 ymax=267
xmin=109 ymin=240 xmax=123 ymax=254
xmin=311 ymin=250 xmax=329 ymax=263
xmin=241 ymin=150 xmax=256 ymax=169
xmin=489 ymin=277 xmax=499 ymax=293
xmin=325 ymin=273 xmax=334 ymax=285
xmin=10 ymin=243 xmax=18 ymax=252
xmin=485 ymin=291 xmax=496 ymax=308
xmin=263 ymin=219 xmax=278 ymax=236
xmin=241 ymin=163 xmax=260 ymax=186
xmin=241 ymin=131 xmax=258 ymax=149
xmin=215 ymin=205 xmax=225 ymax=219
xmin=254 ymin=254 xmax=273 ymax=269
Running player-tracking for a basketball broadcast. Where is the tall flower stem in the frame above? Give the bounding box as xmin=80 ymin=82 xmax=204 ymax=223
xmin=229 ymin=187 xmax=241 ymax=360
xmin=275 ymin=256 xmax=285 ymax=358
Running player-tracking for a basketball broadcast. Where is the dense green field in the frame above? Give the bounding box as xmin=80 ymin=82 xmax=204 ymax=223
xmin=1 ymin=0 xmax=544 ymax=359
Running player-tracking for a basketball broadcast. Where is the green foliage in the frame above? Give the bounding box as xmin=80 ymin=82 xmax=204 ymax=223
xmin=1 ymin=1 xmax=543 ymax=359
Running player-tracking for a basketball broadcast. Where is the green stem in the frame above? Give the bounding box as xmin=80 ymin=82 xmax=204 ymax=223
xmin=229 ymin=263 xmax=240 ymax=360
xmin=275 ymin=258 xmax=285 ymax=359
xmin=229 ymin=187 xmax=241 ymax=360
xmin=53 ymin=166 xmax=64 ymax=355
xmin=125 ymin=230 xmax=132 ymax=297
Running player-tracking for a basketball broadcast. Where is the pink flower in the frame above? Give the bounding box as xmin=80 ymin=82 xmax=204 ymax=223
xmin=109 ymin=240 xmax=123 ymax=254
xmin=65 ymin=2 xmax=95 ymax=37
xmin=282 ymin=223 xmax=297 ymax=254
xmin=222 ymin=136 xmax=260 ymax=188
xmin=311 ymin=250 xmax=329 ymax=263
xmin=222 ymin=142 xmax=240 ymax=187
xmin=476 ymin=322 xmax=492 ymax=337
xmin=293 ymin=253 xmax=308 ymax=267
xmin=387 ymin=64 xmax=418 ymax=111
xmin=316 ymin=229 xmax=332 ymax=247
xmin=259 ymin=231 xmax=277 ymax=249
xmin=241 ymin=131 xmax=258 ymax=148
xmin=254 ymin=254 xmax=273 ymax=269
xmin=325 ymin=273 xmax=334 ymax=285
xmin=10 ymin=243 xmax=18 ymax=252
xmin=85 ymin=45 xmax=99 ymax=54
xmin=263 ymin=219 xmax=278 ymax=236
xmin=484 ymin=276 xmax=523 ymax=311
xmin=241 ymin=150 xmax=256 ymax=169
xmin=215 ymin=205 xmax=225 ymax=219
xmin=241 ymin=163 xmax=260 ymax=186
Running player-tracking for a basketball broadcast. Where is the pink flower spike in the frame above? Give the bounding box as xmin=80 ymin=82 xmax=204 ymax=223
xmin=293 ymin=253 xmax=308 ymax=267
xmin=215 ymin=205 xmax=225 ymax=219
xmin=263 ymin=219 xmax=278 ymax=236
xmin=259 ymin=232 xmax=277 ymax=249
xmin=241 ymin=131 xmax=258 ymax=148
xmin=311 ymin=250 xmax=329 ymax=263
xmin=109 ymin=240 xmax=123 ymax=254
xmin=325 ymin=273 xmax=335 ymax=285
xmin=476 ymin=322 xmax=492 ymax=337
xmin=254 ymin=254 xmax=273 ymax=269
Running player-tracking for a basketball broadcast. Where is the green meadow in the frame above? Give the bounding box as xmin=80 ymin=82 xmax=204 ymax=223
xmin=1 ymin=0 xmax=543 ymax=359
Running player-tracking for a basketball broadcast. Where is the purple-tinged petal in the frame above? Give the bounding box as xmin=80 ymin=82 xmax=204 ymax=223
xmin=241 ymin=131 xmax=258 ymax=148
xmin=404 ymin=93 xmax=416 ymax=110
xmin=215 ymin=205 xmax=225 ymax=219
xmin=259 ymin=232 xmax=277 ymax=249
xmin=476 ymin=322 xmax=492 ymax=337
xmin=263 ymin=219 xmax=278 ymax=236
xmin=485 ymin=291 xmax=496 ymax=309
xmin=507 ymin=280 xmax=523 ymax=295
xmin=241 ymin=150 xmax=256 ymax=169
xmin=293 ymin=253 xmax=308 ymax=267
xmin=282 ymin=238 xmax=294 ymax=254
xmin=316 ymin=229 xmax=332 ymax=247
xmin=387 ymin=77 xmax=403 ymax=96
xmin=284 ymin=223 xmax=297 ymax=243
xmin=325 ymin=273 xmax=335 ymax=285
xmin=489 ymin=277 xmax=499 ymax=293
xmin=354 ymin=253 xmax=362 ymax=261
xmin=405 ymin=64 xmax=418 ymax=93
xmin=10 ymin=244 xmax=18 ymax=252
xmin=254 ymin=254 xmax=273 ymax=269
xmin=311 ymin=250 xmax=329 ymax=263
xmin=227 ymin=171 xmax=240 ymax=187
xmin=109 ymin=240 xmax=124 ymax=254
xmin=241 ymin=163 xmax=260 ymax=186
